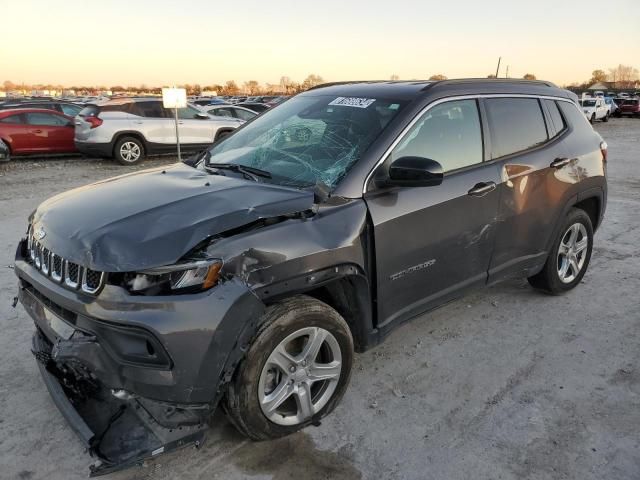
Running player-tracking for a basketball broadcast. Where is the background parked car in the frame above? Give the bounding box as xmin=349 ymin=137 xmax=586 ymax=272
xmin=604 ymin=97 xmax=618 ymax=116
xmin=0 ymin=100 xmax=83 ymax=117
xmin=618 ymin=98 xmax=640 ymax=117
xmin=579 ymin=97 xmax=609 ymax=123
xmin=74 ymin=98 xmax=243 ymax=164
xmin=0 ymin=108 xmax=77 ymax=157
xmin=192 ymin=98 xmax=229 ymax=107
xmin=204 ymin=104 xmax=257 ymax=121
xmin=236 ymin=102 xmax=271 ymax=113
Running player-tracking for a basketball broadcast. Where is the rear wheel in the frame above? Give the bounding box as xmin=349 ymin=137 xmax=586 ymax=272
xmin=114 ymin=136 xmax=144 ymax=165
xmin=528 ymin=208 xmax=593 ymax=294
xmin=602 ymin=113 xmax=609 ymax=122
xmin=0 ymin=139 xmax=10 ymax=162
xmin=590 ymin=114 xmax=595 ymax=124
xmin=224 ymin=295 xmax=354 ymax=440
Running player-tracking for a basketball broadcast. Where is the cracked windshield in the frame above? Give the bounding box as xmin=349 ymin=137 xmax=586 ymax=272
xmin=203 ymin=95 xmax=406 ymax=188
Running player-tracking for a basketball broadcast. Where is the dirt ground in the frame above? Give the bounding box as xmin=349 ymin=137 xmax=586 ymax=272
xmin=1 ymin=118 xmax=638 ymax=480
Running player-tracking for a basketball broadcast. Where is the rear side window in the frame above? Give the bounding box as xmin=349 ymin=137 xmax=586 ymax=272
xmin=60 ymin=104 xmax=82 ymax=116
xmin=131 ymin=101 xmax=167 ymax=118
xmin=543 ymin=100 xmax=566 ymax=137
xmin=233 ymin=107 xmax=256 ymax=121
xmin=25 ymin=112 xmax=68 ymax=126
xmin=391 ymin=99 xmax=483 ymax=172
xmin=557 ymin=101 xmax=594 ymax=134
xmin=623 ymin=100 xmax=639 ymax=106
xmin=485 ymin=98 xmax=548 ymax=159
xmin=0 ymin=114 xmax=23 ymax=124
xmin=78 ymin=105 xmax=100 ymax=117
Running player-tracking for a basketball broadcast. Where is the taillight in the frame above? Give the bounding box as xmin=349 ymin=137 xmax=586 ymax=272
xmin=600 ymin=141 xmax=608 ymax=163
xmin=85 ymin=116 xmax=103 ymax=129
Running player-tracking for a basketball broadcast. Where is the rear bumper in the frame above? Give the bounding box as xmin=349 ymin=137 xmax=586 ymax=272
xmin=75 ymin=140 xmax=113 ymax=158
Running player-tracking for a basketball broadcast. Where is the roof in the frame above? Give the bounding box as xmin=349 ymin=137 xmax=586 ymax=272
xmin=303 ymin=78 xmax=567 ymax=101
xmin=0 ymin=107 xmax=71 ymax=117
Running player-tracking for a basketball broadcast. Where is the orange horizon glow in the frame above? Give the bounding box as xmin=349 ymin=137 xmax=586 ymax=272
xmin=2 ymin=0 xmax=638 ymax=89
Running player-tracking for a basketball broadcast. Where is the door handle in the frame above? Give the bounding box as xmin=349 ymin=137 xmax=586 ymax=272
xmin=467 ymin=181 xmax=496 ymax=197
xmin=33 ymin=129 xmax=43 ymax=134
xmin=550 ymin=157 xmax=571 ymax=169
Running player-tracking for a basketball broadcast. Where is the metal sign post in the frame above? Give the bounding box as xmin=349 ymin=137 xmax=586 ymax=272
xmin=162 ymin=87 xmax=187 ymax=161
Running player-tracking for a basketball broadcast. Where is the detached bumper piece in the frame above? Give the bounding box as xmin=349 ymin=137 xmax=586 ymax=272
xmin=32 ymin=332 xmax=208 ymax=477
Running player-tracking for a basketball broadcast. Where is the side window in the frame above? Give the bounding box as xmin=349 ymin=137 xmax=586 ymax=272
xmin=210 ymin=107 xmax=233 ymax=118
xmin=233 ymin=108 xmax=256 ymax=121
xmin=176 ymin=106 xmax=202 ymax=119
xmin=543 ymin=100 xmax=566 ymax=137
xmin=60 ymin=104 xmax=82 ymax=116
xmin=25 ymin=113 xmax=68 ymax=126
xmin=557 ymin=101 xmax=593 ymax=134
xmin=133 ymin=101 xmax=167 ymax=118
xmin=0 ymin=114 xmax=24 ymax=124
xmin=390 ymin=99 xmax=483 ymax=172
xmin=485 ymin=98 xmax=548 ymax=159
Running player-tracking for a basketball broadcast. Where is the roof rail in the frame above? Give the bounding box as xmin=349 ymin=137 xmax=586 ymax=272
xmin=425 ymin=78 xmax=557 ymax=89
xmin=308 ymin=80 xmax=430 ymax=91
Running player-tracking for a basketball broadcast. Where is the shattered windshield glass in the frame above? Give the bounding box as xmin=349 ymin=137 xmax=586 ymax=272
xmin=203 ymin=95 xmax=406 ymax=189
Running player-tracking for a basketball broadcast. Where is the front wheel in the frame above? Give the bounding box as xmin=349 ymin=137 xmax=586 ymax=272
xmin=224 ymin=296 xmax=354 ymax=440
xmin=590 ymin=114 xmax=595 ymax=124
xmin=602 ymin=113 xmax=609 ymax=122
xmin=528 ymin=208 xmax=593 ymax=294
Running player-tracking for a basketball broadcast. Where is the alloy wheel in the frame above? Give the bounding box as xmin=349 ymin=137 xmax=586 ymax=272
xmin=258 ymin=326 xmax=342 ymax=426
xmin=119 ymin=142 xmax=141 ymax=163
xmin=557 ymin=223 xmax=588 ymax=284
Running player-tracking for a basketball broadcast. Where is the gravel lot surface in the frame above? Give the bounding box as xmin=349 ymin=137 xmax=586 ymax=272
xmin=1 ymin=118 xmax=638 ymax=480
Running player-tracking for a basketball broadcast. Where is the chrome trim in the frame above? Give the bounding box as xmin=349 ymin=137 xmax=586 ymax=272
xmin=81 ymin=269 xmax=105 ymax=294
xmin=50 ymin=254 xmax=63 ymax=282
xmin=34 ymin=243 xmax=42 ymax=269
xmin=41 ymin=248 xmax=50 ymax=275
xmin=362 ymin=93 xmax=577 ymax=194
xmin=64 ymin=260 xmax=80 ymax=289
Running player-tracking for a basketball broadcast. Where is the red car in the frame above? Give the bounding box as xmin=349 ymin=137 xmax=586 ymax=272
xmin=0 ymin=108 xmax=77 ymax=157
xmin=619 ymin=99 xmax=640 ymax=117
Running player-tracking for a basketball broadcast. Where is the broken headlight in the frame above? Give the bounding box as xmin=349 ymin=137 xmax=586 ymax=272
xmin=123 ymin=258 xmax=223 ymax=295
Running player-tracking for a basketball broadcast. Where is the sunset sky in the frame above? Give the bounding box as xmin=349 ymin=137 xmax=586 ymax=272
xmin=2 ymin=0 xmax=639 ymax=87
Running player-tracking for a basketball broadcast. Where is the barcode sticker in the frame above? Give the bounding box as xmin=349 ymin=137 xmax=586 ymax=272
xmin=328 ymin=97 xmax=376 ymax=108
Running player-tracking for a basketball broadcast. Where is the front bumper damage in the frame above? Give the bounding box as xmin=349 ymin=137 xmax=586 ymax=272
xmin=31 ymin=331 xmax=207 ymax=476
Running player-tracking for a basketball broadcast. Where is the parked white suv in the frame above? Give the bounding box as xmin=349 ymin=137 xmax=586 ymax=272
xmin=579 ymin=97 xmax=609 ymax=123
xmin=75 ymin=98 xmax=243 ymax=164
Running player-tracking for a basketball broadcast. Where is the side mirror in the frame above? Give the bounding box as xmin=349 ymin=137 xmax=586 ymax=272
xmin=387 ymin=156 xmax=443 ymax=187
xmin=196 ymin=112 xmax=210 ymax=119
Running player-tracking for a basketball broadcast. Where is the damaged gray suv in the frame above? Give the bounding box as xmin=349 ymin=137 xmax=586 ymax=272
xmin=15 ymin=79 xmax=607 ymax=475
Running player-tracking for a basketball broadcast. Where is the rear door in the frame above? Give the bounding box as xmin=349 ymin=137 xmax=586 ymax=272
xmin=485 ymin=97 xmax=573 ymax=282
xmin=175 ymin=105 xmax=214 ymax=145
xmin=132 ymin=101 xmax=174 ymax=146
xmin=365 ymin=99 xmax=501 ymax=328
xmin=24 ymin=112 xmax=75 ymax=153
xmin=0 ymin=113 xmax=31 ymax=153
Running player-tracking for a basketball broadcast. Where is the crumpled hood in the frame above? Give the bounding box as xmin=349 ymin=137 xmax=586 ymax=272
xmin=31 ymin=163 xmax=314 ymax=271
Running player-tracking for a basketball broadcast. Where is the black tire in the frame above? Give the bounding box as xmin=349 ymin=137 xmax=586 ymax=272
xmin=113 ymin=136 xmax=145 ymax=165
xmin=0 ymin=140 xmax=10 ymax=162
xmin=528 ymin=208 xmax=594 ymax=294
xmin=215 ymin=129 xmax=232 ymax=142
xmin=590 ymin=114 xmax=595 ymax=124
xmin=602 ymin=113 xmax=609 ymax=122
xmin=224 ymin=295 xmax=354 ymax=440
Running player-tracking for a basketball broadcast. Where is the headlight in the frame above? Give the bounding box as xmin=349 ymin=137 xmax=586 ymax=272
xmin=125 ymin=258 xmax=223 ymax=295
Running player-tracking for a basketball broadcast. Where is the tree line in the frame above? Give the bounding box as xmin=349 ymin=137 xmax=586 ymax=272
xmin=1 ymin=74 xmax=326 ymax=96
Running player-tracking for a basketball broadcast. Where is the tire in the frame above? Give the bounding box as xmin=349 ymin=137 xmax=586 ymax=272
xmin=224 ymin=295 xmax=354 ymax=440
xmin=590 ymin=114 xmax=595 ymax=124
xmin=602 ymin=113 xmax=609 ymax=122
xmin=528 ymin=208 xmax=594 ymax=294
xmin=114 ymin=136 xmax=145 ymax=165
xmin=0 ymin=139 xmax=10 ymax=162
xmin=215 ymin=130 xmax=232 ymax=142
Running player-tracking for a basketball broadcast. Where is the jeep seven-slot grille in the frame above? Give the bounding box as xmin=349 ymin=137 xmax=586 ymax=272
xmin=27 ymin=229 xmax=105 ymax=295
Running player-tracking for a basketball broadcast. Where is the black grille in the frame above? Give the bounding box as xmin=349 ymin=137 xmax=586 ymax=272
xmin=27 ymin=226 xmax=105 ymax=295
xmin=85 ymin=269 xmax=102 ymax=290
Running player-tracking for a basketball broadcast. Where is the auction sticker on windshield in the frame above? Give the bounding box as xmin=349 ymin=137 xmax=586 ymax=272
xmin=329 ymin=97 xmax=376 ymax=108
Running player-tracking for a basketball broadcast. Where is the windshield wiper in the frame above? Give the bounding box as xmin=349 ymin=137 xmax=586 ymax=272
xmin=204 ymin=163 xmax=272 ymax=182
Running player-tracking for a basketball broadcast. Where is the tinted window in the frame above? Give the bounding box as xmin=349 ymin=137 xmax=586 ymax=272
xmin=623 ymin=100 xmax=639 ymax=106
xmin=60 ymin=103 xmax=82 ymax=116
xmin=133 ymin=101 xmax=167 ymax=118
xmin=209 ymin=107 xmax=233 ymax=118
xmin=0 ymin=114 xmax=23 ymax=124
xmin=544 ymin=100 xmax=566 ymax=137
xmin=233 ymin=107 xmax=256 ymax=121
xmin=391 ymin=99 xmax=483 ymax=172
xmin=557 ymin=101 xmax=594 ymax=133
xmin=25 ymin=112 xmax=67 ymax=126
xmin=176 ymin=106 xmax=202 ymax=119
xmin=485 ymin=98 xmax=548 ymax=159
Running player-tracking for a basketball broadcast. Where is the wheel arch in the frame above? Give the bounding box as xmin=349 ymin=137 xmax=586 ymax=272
xmin=255 ymin=265 xmax=376 ymax=353
xmin=111 ymin=131 xmax=148 ymax=156
xmin=214 ymin=127 xmax=235 ymax=142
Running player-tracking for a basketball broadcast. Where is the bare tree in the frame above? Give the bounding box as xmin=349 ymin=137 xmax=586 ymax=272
xmin=589 ymin=70 xmax=608 ymax=85
xmin=301 ymin=74 xmax=324 ymax=90
xmin=608 ymin=64 xmax=640 ymax=88
xmin=390 ymin=74 xmax=400 ymax=81
xmin=523 ymin=73 xmax=537 ymax=80
xmin=243 ymin=80 xmax=261 ymax=95
xmin=428 ymin=74 xmax=447 ymax=81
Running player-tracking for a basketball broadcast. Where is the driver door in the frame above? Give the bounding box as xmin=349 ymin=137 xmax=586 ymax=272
xmin=364 ymin=99 xmax=500 ymax=329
